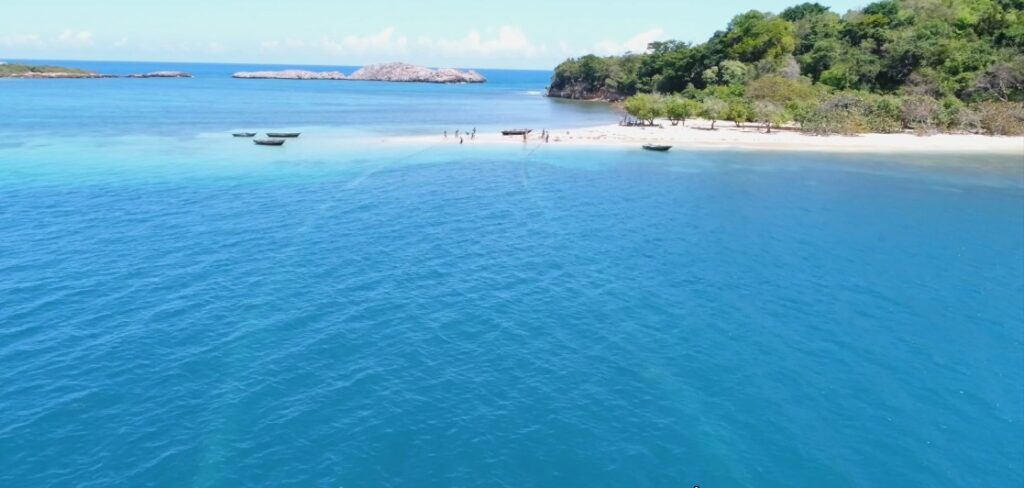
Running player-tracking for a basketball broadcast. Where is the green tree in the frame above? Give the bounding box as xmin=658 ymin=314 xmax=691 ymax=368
xmin=624 ymin=93 xmax=666 ymax=125
xmin=819 ymin=46 xmax=882 ymax=90
xmin=720 ymin=60 xmax=753 ymax=85
xmin=724 ymin=11 xmax=798 ymax=63
xmin=701 ymin=97 xmax=729 ymax=129
xmin=799 ymin=38 xmax=843 ymax=80
xmin=726 ymin=98 xmax=756 ymax=127
xmin=664 ymin=96 xmax=700 ymax=125
xmin=753 ymin=101 xmax=789 ymax=132
xmin=781 ymin=3 xmax=831 ymax=22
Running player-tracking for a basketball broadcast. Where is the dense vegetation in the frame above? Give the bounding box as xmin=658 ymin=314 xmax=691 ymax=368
xmin=548 ymin=0 xmax=1024 ymax=135
xmin=0 ymin=63 xmax=94 ymax=76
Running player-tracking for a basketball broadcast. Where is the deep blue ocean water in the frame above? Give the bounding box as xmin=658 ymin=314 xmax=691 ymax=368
xmin=1 ymin=61 xmax=1023 ymax=487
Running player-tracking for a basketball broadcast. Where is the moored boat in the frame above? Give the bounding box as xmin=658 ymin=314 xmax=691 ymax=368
xmin=266 ymin=132 xmax=301 ymax=138
xmin=254 ymin=139 xmax=286 ymax=146
xmin=233 ymin=132 xmax=256 ymax=137
xmin=642 ymin=144 xmax=672 ymax=152
xmin=501 ymin=129 xmax=532 ymax=136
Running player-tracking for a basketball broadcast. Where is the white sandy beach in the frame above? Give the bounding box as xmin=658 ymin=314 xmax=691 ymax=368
xmin=389 ymin=118 xmax=1024 ymax=155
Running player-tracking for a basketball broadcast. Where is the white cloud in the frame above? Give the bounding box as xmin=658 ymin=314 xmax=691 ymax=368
xmin=319 ymin=27 xmax=408 ymax=55
xmin=0 ymin=30 xmax=95 ymax=51
xmin=256 ymin=26 xmax=540 ymax=63
xmin=0 ymin=34 xmax=42 ymax=48
xmin=421 ymin=26 xmax=543 ymax=57
xmin=261 ymin=39 xmax=307 ymax=52
xmin=55 ymin=29 xmax=94 ymax=47
xmin=594 ymin=28 xmax=664 ymax=55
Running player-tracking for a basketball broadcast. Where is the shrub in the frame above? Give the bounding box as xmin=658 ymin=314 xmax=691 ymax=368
xmin=975 ymin=102 xmax=1024 ymax=135
xmin=802 ymin=93 xmax=870 ymax=135
xmin=787 ymin=99 xmax=820 ymax=130
xmin=866 ymin=95 xmax=903 ymax=133
xmin=901 ymin=96 xmax=939 ymax=131
xmin=956 ymin=105 xmax=983 ymax=133
xmin=936 ymin=97 xmax=964 ymax=131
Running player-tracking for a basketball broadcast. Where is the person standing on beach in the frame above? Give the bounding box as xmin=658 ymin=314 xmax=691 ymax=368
xmin=460 ymin=137 xmax=464 ymax=144
xmin=444 ymin=130 xmax=448 ymax=139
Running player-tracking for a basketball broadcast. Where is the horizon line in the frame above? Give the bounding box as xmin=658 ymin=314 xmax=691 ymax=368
xmin=0 ymin=56 xmax=558 ymax=72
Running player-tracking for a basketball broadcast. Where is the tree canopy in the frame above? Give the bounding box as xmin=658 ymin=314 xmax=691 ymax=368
xmin=548 ymin=0 xmax=1024 ymax=134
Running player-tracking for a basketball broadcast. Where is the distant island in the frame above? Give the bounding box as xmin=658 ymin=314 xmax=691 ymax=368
xmin=126 ymin=71 xmax=193 ymax=78
xmin=233 ymin=62 xmax=486 ymax=84
xmin=547 ymin=1 xmax=1024 ymax=136
xmin=0 ymin=62 xmax=192 ymax=79
xmin=0 ymin=63 xmax=107 ymax=78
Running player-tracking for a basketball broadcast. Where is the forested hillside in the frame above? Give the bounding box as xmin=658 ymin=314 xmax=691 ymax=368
xmin=548 ymin=0 xmax=1024 ymax=134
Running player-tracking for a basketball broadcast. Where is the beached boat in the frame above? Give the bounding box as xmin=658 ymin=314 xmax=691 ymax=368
xmin=266 ymin=132 xmax=301 ymax=138
xmin=233 ymin=132 xmax=256 ymax=137
xmin=501 ymin=129 xmax=532 ymax=136
xmin=642 ymin=145 xmax=672 ymax=152
xmin=254 ymin=139 xmax=286 ymax=146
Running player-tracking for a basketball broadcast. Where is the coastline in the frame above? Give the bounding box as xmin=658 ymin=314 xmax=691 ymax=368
xmin=384 ymin=118 xmax=1024 ymax=155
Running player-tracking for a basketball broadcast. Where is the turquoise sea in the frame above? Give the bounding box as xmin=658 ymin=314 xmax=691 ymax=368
xmin=1 ymin=61 xmax=1023 ymax=487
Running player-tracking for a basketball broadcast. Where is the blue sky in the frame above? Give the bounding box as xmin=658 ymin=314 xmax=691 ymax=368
xmin=1 ymin=0 xmax=868 ymax=69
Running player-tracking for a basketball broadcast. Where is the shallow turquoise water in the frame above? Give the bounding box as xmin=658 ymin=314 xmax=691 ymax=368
xmin=1 ymin=62 xmax=1023 ymax=487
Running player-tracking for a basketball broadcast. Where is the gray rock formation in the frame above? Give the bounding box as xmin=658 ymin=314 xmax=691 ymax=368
xmin=546 ymin=85 xmax=627 ymax=101
xmin=348 ymin=63 xmax=485 ymax=83
xmin=127 ymin=71 xmax=193 ymax=78
xmin=232 ymin=63 xmax=485 ymax=84
xmin=233 ymin=70 xmax=348 ymax=80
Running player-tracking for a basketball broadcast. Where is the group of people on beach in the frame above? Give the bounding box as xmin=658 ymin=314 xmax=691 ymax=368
xmin=444 ymin=128 xmax=477 ymax=144
xmin=443 ymin=128 xmax=552 ymax=144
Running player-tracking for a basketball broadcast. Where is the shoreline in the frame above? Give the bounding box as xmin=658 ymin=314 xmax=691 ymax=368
xmin=383 ymin=118 xmax=1024 ymax=155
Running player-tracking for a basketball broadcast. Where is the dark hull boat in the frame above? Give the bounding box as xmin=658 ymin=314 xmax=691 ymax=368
xmin=266 ymin=132 xmax=301 ymax=138
xmin=233 ymin=132 xmax=257 ymax=137
xmin=254 ymin=139 xmax=286 ymax=146
xmin=501 ymin=129 xmax=532 ymax=136
xmin=642 ymin=144 xmax=672 ymax=152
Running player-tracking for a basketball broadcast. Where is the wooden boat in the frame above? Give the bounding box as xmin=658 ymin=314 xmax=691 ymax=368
xmin=266 ymin=132 xmax=301 ymax=138
xmin=254 ymin=139 xmax=286 ymax=146
xmin=233 ymin=132 xmax=256 ymax=137
xmin=642 ymin=144 xmax=672 ymax=152
xmin=501 ymin=129 xmax=532 ymax=136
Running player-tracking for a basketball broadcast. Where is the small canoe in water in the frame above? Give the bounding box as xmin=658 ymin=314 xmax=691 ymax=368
xmin=266 ymin=132 xmax=301 ymax=138
xmin=501 ymin=129 xmax=532 ymax=136
xmin=233 ymin=132 xmax=256 ymax=137
xmin=254 ymin=139 xmax=286 ymax=146
xmin=642 ymin=144 xmax=672 ymax=152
